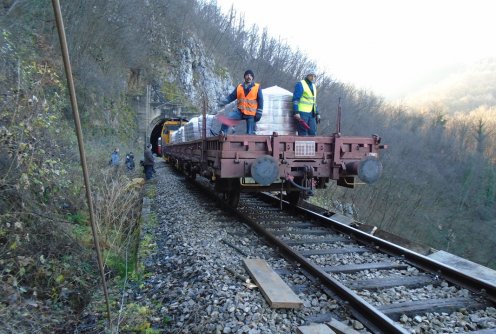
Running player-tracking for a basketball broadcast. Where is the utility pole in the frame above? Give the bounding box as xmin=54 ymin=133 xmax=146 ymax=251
xmin=145 ymin=84 xmax=151 ymax=147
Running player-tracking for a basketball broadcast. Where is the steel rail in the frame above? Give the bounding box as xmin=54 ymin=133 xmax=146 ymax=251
xmin=262 ymin=193 xmax=496 ymax=303
xmin=236 ymin=205 xmax=410 ymax=334
xmin=191 ymin=178 xmax=495 ymax=332
xmin=191 ymin=180 xmax=412 ymax=332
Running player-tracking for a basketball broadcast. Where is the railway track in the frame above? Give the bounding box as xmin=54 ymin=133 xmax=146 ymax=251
xmin=217 ymin=191 xmax=496 ymax=333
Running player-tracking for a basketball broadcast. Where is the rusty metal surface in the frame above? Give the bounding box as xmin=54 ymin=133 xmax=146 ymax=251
xmin=164 ymin=134 xmax=382 ymax=181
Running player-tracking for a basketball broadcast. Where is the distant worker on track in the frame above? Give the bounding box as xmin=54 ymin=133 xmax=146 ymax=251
xmin=292 ymin=68 xmax=320 ymax=136
xmin=109 ymin=148 xmax=120 ymax=167
xmin=214 ymin=70 xmax=263 ymax=135
xmin=143 ymin=144 xmax=155 ymax=180
xmin=125 ymin=152 xmax=135 ymax=171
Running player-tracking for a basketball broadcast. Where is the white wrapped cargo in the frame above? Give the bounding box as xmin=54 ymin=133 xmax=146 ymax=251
xmin=255 ymin=85 xmax=296 ymax=135
xmin=205 ymin=115 xmax=221 ymax=137
xmin=184 ymin=116 xmax=200 ymax=142
xmin=170 ymin=126 xmax=185 ymax=143
xmin=181 ymin=115 xmax=222 ymax=141
xmin=170 ymin=129 xmax=178 ymax=143
xmin=217 ymin=85 xmax=296 ymax=135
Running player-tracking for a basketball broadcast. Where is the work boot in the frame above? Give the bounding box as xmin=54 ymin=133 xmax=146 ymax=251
xmin=209 ymin=129 xmax=226 ymax=137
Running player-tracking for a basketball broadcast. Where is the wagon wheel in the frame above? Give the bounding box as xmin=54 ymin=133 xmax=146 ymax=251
xmin=184 ymin=166 xmax=196 ymax=181
xmin=286 ymin=191 xmax=302 ymax=206
xmin=222 ymin=188 xmax=240 ymax=208
xmin=222 ymin=178 xmax=241 ymax=208
xmin=185 ymin=171 xmax=196 ymax=181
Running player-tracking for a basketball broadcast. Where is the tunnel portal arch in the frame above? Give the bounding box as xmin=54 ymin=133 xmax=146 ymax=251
xmin=146 ymin=109 xmax=196 ymax=156
xmin=149 ymin=116 xmax=166 ymax=156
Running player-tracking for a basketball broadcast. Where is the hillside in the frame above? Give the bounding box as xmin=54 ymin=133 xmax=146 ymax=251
xmin=1 ymin=0 xmax=495 ymax=332
xmin=403 ymin=57 xmax=496 ymax=112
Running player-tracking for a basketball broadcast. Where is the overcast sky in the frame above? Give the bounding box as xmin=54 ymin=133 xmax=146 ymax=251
xmin=215 ymin=0 xmax=496 ymax=100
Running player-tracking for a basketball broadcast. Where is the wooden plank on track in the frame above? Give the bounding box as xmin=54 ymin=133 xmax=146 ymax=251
xmin=378 ymin=297 xmax=488 ymax=319
xmin=327 ymin=318 xmax=362 ymax=334
xmin=243 ymin=258 xmax=303 ymax=309
xmin=300 ymin=247 xmax=369 ymax=256
xmin=305 ymin=313 xmax=337 ymax=323
xmin=428 ymin=250 xmax=496 ymax=285
xmin=297 ymin=324 xmax=336 ymax=334
xmin=322 ymin=262 xmax=409 ymax=273
xmin=346 ymin=275 xmax=436 ymax=290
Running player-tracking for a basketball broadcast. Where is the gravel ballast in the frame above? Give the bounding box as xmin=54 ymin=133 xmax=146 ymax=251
xmin=131 ymin=163 xmax=360 ymax=333
xmin=81 ymin=162 xmax=496 ymax=334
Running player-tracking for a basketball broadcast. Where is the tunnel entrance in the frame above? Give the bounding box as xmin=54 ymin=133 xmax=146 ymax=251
xmin=149 ymin=117 xmax=189 ymax=156
xmin=150 ymin=120 xmax=165 ymax=156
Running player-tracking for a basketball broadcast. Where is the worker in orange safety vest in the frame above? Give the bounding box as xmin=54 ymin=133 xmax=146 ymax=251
xmin=214 ymin=70 xmax=264 ymax=135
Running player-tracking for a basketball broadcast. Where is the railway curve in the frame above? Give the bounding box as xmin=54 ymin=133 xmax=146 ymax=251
xmin=106 ymin=161 xmax=496 ymax=334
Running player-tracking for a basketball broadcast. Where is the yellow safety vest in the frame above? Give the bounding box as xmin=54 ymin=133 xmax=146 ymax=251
xmin=297 ymin=80 xmax=317 ymax=113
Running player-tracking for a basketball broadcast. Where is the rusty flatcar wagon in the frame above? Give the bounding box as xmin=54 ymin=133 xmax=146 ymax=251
xmin=163 ymin=87 xmax=385 ymax=207
xmin=163 ymin=130 xmax=385 ymax=207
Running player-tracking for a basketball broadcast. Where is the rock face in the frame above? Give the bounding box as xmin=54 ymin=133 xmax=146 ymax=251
xmin=159 ymin=35 xmax=234 ymax=114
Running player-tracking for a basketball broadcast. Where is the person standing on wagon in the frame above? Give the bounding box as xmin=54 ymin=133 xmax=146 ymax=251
xmin=215 ymin=70 xmax=264 ymax=135
xmin=292 ymin=68 xmax=321 ymax=136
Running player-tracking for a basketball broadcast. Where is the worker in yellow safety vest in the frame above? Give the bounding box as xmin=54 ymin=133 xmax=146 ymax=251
xmin=292 ymin=68 xmax=320 ymax=136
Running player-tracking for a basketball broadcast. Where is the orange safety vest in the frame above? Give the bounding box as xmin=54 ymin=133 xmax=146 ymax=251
xmin=236 ymin=83 xmax=260 ymax=116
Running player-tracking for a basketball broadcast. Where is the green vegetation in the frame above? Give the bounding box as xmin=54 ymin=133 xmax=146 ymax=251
xmin=81 ymin=185 xmax=168 ymax=333
xmin=214 ymin=65 xmax=230 ymax=79
xmin=1 ymin=0 xmax=495 ymax=332
xmin=67 ymin=212 xmax=87 ymax=225
xmin=162 ymin=80 xmax=189 ymax=105
xmin=1 ymin=5 xmax=145 ymax=332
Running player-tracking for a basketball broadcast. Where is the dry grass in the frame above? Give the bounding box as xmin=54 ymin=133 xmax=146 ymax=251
xmin=91 ymin=169 xmax=144 ymax=266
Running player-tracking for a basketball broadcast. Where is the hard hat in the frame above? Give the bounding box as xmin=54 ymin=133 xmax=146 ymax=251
xmin=306 ymin=68 xmax=317 ymax=76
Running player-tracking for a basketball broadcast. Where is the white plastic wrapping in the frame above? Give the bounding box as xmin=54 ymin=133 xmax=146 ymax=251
xmin=168 ymin=85 xmax=296 ymax=143
xmin=170 ymin=126 xmax=185 ymax=143
xmin=171 ymin=115 xmax=221 ymax=143
xmin=227 ymin=85 xmax=296 ymax=135
xmin=256 ymin=85 xmax=296 ymax=135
